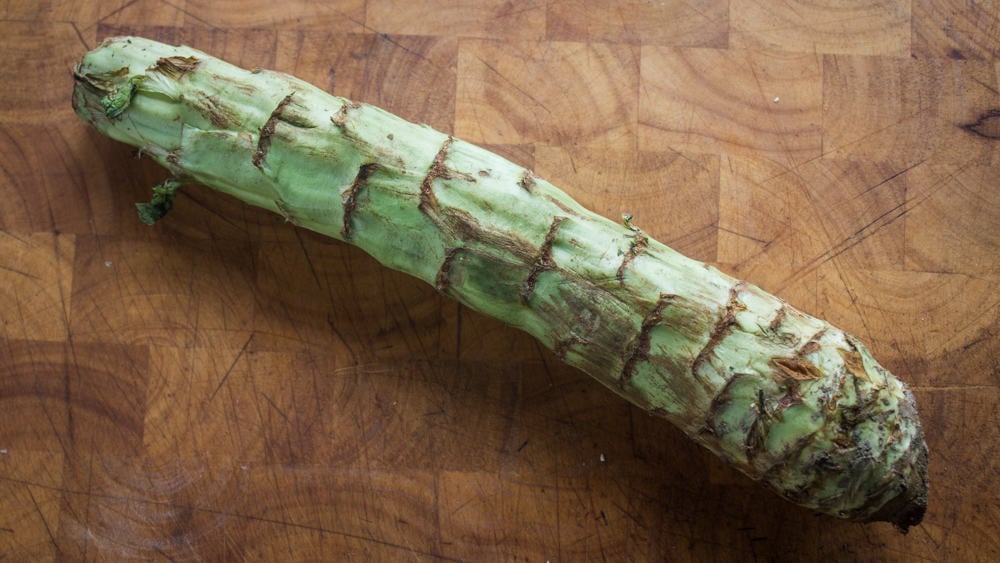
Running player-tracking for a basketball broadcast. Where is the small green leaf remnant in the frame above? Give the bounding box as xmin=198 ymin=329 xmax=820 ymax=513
xmin=136 ymin=178 xmax=185 ymax=225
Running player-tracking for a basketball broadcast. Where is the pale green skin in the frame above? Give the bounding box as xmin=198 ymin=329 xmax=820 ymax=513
xmin=73 ymin=37 xmax=928 ymax=529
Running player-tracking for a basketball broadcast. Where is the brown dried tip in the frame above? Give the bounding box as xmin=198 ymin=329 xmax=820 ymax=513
xmin=867 ymin=439 xmax=929 ymax=533
xmin=856 ymin=382 xmax=930 ymax=533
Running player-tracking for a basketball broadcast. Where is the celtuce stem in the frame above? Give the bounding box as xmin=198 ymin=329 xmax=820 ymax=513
xmin=73 ymin=36 xmax=929 ymax=530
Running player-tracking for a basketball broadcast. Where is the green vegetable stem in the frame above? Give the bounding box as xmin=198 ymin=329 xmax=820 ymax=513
xmin=73 ymin=36 xmax=928 ymax=530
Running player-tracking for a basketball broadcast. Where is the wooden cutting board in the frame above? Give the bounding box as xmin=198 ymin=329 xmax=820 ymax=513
xmin=1 ymin=1 xmax=997 ymax=560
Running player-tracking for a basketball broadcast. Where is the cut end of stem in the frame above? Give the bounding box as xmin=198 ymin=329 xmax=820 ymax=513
xmin=868 ymin=439 xmax=929 ymax=533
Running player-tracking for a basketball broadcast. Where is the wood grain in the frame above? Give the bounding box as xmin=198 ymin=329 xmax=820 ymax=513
xmin=912 ymin=0 xmax=1000 ymax=60
xmin=456 ymin=39 xmax=639 ymax=147
xmin=1 ymin=1 xmax=998 ymax=561
xmin=546 ymin=0 xmax=729 ymax=47
xmin=822 ymin=54 xmax=1000 ymax=166
xmin=640 ymin=46 xmax=824 ymax=167
xmin=368 ymin=0 xmax=546 ymax=41
xmin=0 ymin=233 xmax=74 ymax=341
xmin=730 ymin=0 xmax=912 ymax=56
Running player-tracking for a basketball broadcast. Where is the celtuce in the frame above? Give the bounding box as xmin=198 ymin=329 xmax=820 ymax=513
xmin=73 ymin=36 xmax=929 ymax=530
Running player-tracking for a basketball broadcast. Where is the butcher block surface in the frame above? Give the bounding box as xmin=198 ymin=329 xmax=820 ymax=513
xmin=1 ymin=1 xmax=997 ymax=561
